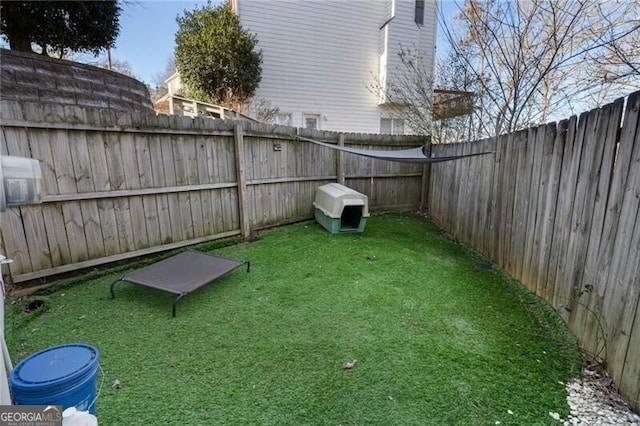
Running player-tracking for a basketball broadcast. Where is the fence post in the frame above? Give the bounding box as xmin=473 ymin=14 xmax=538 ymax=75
xmin=420 ymin=137 xmax=432 ymax=210
xmin=234 ymin=121 xmax=250 ymax=238
xmin=337 ymin=133 xmax=345 ymax=185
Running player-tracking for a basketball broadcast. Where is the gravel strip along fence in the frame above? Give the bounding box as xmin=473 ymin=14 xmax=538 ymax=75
xmin=552 ymin=361 xmax=640 ymax=426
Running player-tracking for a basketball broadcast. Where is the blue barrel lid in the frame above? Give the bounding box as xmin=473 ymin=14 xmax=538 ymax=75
xmin=10 ymin=344 xmax=99 ymax=392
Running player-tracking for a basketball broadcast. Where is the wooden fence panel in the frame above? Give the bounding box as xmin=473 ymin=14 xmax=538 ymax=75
xmin=1 ymin=92 xmax=639 ymax=411
xmin=428 ymin=91 xmax=640 ymax=412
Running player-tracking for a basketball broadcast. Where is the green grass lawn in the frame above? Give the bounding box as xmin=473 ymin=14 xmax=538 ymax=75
xmin=6 ymin=213 xmax=580 ymax=425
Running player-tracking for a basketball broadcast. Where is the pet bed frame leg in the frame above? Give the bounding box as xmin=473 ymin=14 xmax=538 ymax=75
xmin=173 ymin=293 xmax=187 ymax=317
xmin=110 ymin=277 xmax=123 ymax=299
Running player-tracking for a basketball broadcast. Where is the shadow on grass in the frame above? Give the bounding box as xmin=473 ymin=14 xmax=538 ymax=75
xmin=6 ymin=212 xmax=580 ymax=425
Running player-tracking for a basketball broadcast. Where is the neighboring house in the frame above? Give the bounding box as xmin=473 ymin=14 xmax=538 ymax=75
xmin=230 ymin=0 xmax=438 ymax=134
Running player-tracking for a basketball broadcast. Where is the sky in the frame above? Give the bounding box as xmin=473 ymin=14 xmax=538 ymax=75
xmin=112 ymin=0 xmax=215 ymax=85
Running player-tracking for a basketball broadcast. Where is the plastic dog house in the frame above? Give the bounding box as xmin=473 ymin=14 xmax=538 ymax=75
xmin=313 ymin=183 xmax=369 ymax=234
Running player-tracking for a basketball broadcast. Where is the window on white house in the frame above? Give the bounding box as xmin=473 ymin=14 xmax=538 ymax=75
xmin=415 ymin=0 xmax=425 ymax=25
xmin=380 ymin=117 xmax=405 ymax=135
xmin=275 ymin=113 xmax=292 ymax=126
xmin=304 ymin=114 xmax=320 ymax=130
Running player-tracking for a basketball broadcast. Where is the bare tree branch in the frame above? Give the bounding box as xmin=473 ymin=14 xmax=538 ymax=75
xmin=437 ymin=0 xmax=640 ymax=139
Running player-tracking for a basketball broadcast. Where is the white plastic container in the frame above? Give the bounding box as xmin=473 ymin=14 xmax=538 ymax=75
xmin=0 ymin=155 xmax=43 ymax=212
xmin=62 ymin=407 xmax=98 ymax=426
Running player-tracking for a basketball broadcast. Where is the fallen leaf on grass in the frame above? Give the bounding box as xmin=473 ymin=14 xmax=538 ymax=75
xmin=342 ymin=360 xmax=357 ymax=369
xmin=77 ymin=315 xmax=86 ymax=320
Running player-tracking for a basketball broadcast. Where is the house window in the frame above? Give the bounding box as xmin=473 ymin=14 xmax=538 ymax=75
xmin=304 ymin=114 xmax=320 ymax=130
xmin=275 ymin=113 xmax=292 ymax=126
xmin=415 ymin=0 xmax=425 ymax=25
xmin=380 ymin=117 xmax=405 ymax=135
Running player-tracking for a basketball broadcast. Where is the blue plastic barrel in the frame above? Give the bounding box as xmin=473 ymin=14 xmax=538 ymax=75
xmin=10 ymin=343 xmax=100 ymax=414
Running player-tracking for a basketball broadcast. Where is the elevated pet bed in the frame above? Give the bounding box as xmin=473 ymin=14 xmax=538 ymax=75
xmin=110 ymin=250 xmax=250 ymax=317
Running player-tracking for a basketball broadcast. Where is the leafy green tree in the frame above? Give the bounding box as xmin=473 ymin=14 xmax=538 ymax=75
xmin=175 ymin=2 xmax=262 ymax=107
xmin=0 ymin=1 xmax=121 ymax=56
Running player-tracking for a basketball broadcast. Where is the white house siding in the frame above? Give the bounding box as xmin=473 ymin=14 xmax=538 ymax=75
xmin=384 ymin=0 xmax=437 ymax=89
xmin=235 ymin=0 xmax=437 ymax=134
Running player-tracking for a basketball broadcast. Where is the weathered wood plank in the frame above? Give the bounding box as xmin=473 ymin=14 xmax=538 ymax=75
xmin=535 ymin=121 xmax=564 ymax=300
xmin=498 ymin=131 xmax=517 ymax=269
xmin=184 ymin=136 xmax=204 ymax=238
xmin=521 ymin=125 xmax=545 ymax=289
xmin=195 ymin=135 xmax=214 ymax=235
xmin=234 ymin=122 xmax=250 ymax=237
xmin=550 ymin=115 xmax=579 ymax=309
xmin=508 ymin=129 xmax=531 ymax=279
xmin=488 ymin=134 xmax=507 ymax=263
xmin=97 ymin=199 xmax=119 ymax=256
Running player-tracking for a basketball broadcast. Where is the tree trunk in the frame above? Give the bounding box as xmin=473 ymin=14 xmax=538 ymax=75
xmin=8 ymin=34 xmax=33 ymax=53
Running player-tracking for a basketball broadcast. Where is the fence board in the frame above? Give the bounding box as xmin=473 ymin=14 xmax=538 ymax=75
xmin=509 ymin=130 xmax=531 ymax=278
xmin=161 ymin=133 xmax=183 ymax=243
xmin=52 ymin=129 xmax=89 ymax=262
xmin=534 ymin=121 xmax=563 ymax=300
xmin=97 ymin=199 xmax=119 ymax=256
xmin=137 ymin=133 xmax=162 ymax=247
xmin=497 ymin=131 xmax=517 ymax=269
xmin=184 ymin=136 xmax=204 ymax=238
xmin=550 ymin=115 xmax=579 ymax=309
xmin=474 ymin=139 xmax=494 ymax=253
xmin=522 ymin=125 xmax=545 ymax=288
xmin=487 ymin=134 xmax=506 ymax=263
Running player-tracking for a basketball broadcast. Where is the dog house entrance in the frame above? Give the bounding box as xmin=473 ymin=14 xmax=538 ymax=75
xmin=341 ymin=205 xmax=363 ymax=230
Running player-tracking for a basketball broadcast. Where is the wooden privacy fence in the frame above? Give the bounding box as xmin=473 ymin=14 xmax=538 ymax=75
xmin=429 ymin=91 xmax=640 ymax=411
xmin=0 ymin=100 xmax=426 ymax=284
